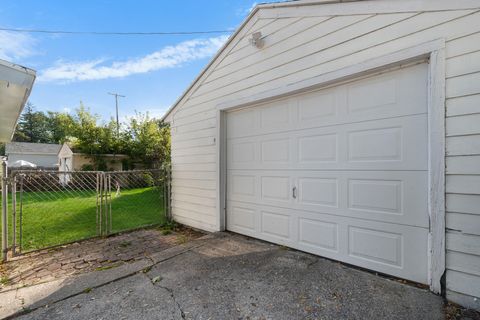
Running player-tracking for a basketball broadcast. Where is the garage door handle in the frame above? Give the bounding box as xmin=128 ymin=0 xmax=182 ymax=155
xmin=292 ymin=186 xmax=297 ymax=199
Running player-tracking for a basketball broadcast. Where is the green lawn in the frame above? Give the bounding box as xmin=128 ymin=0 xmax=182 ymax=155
xmin=1 ymin=187 xmax=166 ymax=252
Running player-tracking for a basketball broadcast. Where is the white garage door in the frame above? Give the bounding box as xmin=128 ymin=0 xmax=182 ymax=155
xmin=226 ymin=63 xmax=430 ymax=284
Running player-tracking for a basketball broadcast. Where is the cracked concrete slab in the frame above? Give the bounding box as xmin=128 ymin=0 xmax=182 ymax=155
xmin=10 ymin=233 xmax=448 ymax=320
xmin=18 ymin=274 xmax=182 ymax=320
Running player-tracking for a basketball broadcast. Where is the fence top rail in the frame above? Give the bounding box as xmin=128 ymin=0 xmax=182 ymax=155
xmin=106 ymin=169 xmax=166 ymax=174
xmin=9 ymin=169 xmax=166 ymax=175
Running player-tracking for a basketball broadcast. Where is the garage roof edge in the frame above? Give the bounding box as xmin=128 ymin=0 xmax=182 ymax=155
xmin=160 ymin=0 xmax=354 ymax=122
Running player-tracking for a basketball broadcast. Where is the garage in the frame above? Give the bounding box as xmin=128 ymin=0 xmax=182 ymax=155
xmin=163 ymin=0 xmax=480 ymax=310
xmin=225 ymin=63 xmax=429 ymax=283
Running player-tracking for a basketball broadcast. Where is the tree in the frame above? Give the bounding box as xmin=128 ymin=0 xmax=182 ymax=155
xmin=14 ymin=103 xmax=52 ymax=143
xmin=69 ymin=103 xmax=123 ymax=170
xmin=10 ymin=101 xmax=171 ymax=170
xmin=125 ymin=112 xmax=170 ymax=169
xmin=71 ymin=103 xmax=103 ymax=155
xmin=47 ymin=111 xmax=77 ymax=144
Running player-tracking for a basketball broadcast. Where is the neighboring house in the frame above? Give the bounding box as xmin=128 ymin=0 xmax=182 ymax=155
xmin=162 ymin=0 xmax=480 ymax=310
xmin=6 ymin=142 xmax=61 ymax=169
xmin=7 ymin=142 xmax=127 ymax=171
xmin=70 ymin=153 xmax=127 ymax=171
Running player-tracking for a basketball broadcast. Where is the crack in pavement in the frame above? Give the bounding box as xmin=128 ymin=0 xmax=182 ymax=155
xmin=4 ymin=240 xmax=209 ymax=320
xmin=157 ymin=283 xmax=186 ymax=319
xmin=143 ymin=269 xmax=185 ymax=319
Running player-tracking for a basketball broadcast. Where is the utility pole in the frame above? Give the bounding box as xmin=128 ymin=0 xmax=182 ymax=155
xmin=108 ymin=92 xmax=126 ymax=137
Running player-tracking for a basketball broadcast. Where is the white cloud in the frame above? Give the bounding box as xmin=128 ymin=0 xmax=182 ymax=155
xmin=247 ymin=2 xmax=258 ymax=13
xmin=237 ymin=2 xmax=257 ymax=16
xmin=39 ymin=35 xmax=229 ymax=82
xmin=0 ymin=31 xmax=37 ymax=61
xmin=238 ymin=1 xmax=291 ymax=16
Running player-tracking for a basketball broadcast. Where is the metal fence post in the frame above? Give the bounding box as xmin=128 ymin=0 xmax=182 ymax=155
xmin=107 ymin=174 xmax=112 ymax=235
xmin=18 ymin=174 xmax=23 ymax=254
xmin=11 ymin=175 xmax=16 ymax=256
xmin=2 ymin=158 xmax=8 ymax=262
xmin=96 ymin=172 xmax=101 ymax=236
xmin=167 ymin=166 xmax=171 ymax=221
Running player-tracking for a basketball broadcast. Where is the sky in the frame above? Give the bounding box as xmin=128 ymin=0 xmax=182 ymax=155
xmin=0 ymin=1 xmax=274 ymax=121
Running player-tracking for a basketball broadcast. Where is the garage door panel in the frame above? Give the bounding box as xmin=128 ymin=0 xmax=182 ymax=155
xmin=297 ymin=90 xmax=337 ymax=122
xmin=348 ymin=226 xmax=402 ymax=267
xmin=260 ymin=100 xmax=292 ymax=131
xmin=261 ymin=176 xmax=291 ymax=202
xmin=228 ymin=170 xmax=428 ymax=227
xmin=227 ymin=200 xmax=428 ymax=283
xmin=229 ymin=206 xmax=256 ymax=233
xmin=227 ymin=114 xmax=427 ymax=171
xmin=261 ymin=138 xmax=291 ymax=164
xmin=226 ymin=64 xmax=428 ymax=139
xmin=348 ymin=179 xmax=402 ymax=214
xmin=260 ymin=210 xmax=291 ymax=240
xmin=298 ymin=133 xmax=338 ymax=162
xmin=298 ymin=177 xmax=339 ymax=207
xmin=298 ymin=218 xmax=339 ymax=252
xmin=226 ymin=63 xmax=429 ymax=284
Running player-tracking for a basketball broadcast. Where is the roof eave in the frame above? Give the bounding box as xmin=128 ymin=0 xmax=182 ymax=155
xmin=160 ymin=5 xmax=263 ymax=122
xmin=159 ymin=0 xmax=357 ymax=122
xmin=0 ymin=59 xmax=36 ymax=142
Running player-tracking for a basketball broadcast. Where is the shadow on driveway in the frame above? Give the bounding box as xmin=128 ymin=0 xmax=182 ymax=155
xmin=11 ymin=233 xmax=447 ymax=320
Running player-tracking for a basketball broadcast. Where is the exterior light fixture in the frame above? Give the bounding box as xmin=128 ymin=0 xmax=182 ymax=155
xmin=249 ymin=32 xmax=265 ymax=49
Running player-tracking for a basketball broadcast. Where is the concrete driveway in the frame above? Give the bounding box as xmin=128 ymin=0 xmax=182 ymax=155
xmin=7 ymin=233 xmax=447 ymax=319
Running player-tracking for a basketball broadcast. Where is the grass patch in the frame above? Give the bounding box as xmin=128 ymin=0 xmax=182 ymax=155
xmin=95 ymin=263 xmax=121 ymax=272
xmin=158 ymin=220 xmax=177 ymax=236
xmin=176 ymin=234 xmax=188 ymax=245
xmin=119 ymin=241 xmax=132 ymax=248
xmin=0 ymin=276 xmax=9 ymax=286
xmin=1 ymin=187 xmax=166 ymax=252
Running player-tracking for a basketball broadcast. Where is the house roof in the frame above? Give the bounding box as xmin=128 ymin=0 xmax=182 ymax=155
xmin=0 ymin=59 xmax=36 ymax=142
xmin=6 ymin=142 xmax=63 ymax=155
xmin=160 ymin=0 xmax=349 ymax=122
xmin=73 ymin=153 xmax=129 ymax=158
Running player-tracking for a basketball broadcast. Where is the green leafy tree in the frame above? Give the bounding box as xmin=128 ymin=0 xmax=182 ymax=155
xmin=47 ymin=111 xmax=77 ymax=144
xmin=125 ymin=112 xmax=170 ymax=169
xmin=72 ymin=103 xmax=103 ymax=155
xmin=11 ymin=102 xmax=171 ymax=170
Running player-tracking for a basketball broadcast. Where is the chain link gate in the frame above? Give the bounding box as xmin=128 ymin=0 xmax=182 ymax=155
xmin=1 ymin=168 xmax=170 ymax=259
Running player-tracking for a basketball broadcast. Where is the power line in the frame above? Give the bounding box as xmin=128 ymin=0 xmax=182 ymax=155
xmin=0 ymin=27 xmax=234 ymax=36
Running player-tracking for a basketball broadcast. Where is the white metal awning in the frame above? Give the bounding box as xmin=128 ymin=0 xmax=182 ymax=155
xmin=0 ymin=59 xmax=36 ymax=143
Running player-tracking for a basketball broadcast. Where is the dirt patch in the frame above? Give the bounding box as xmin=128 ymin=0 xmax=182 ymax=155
xmin=445 ymin=301 xmax=480 ymax=320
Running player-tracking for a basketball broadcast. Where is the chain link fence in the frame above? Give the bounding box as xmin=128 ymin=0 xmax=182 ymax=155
xmin=1 ymin=167 xmax=171 ymax=259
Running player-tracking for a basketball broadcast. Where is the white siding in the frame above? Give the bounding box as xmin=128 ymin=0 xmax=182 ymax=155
xmin=168 ymin=1 xmax=480 ymax=308
xmin=445 ymin=29 xmax=480 ymax=310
